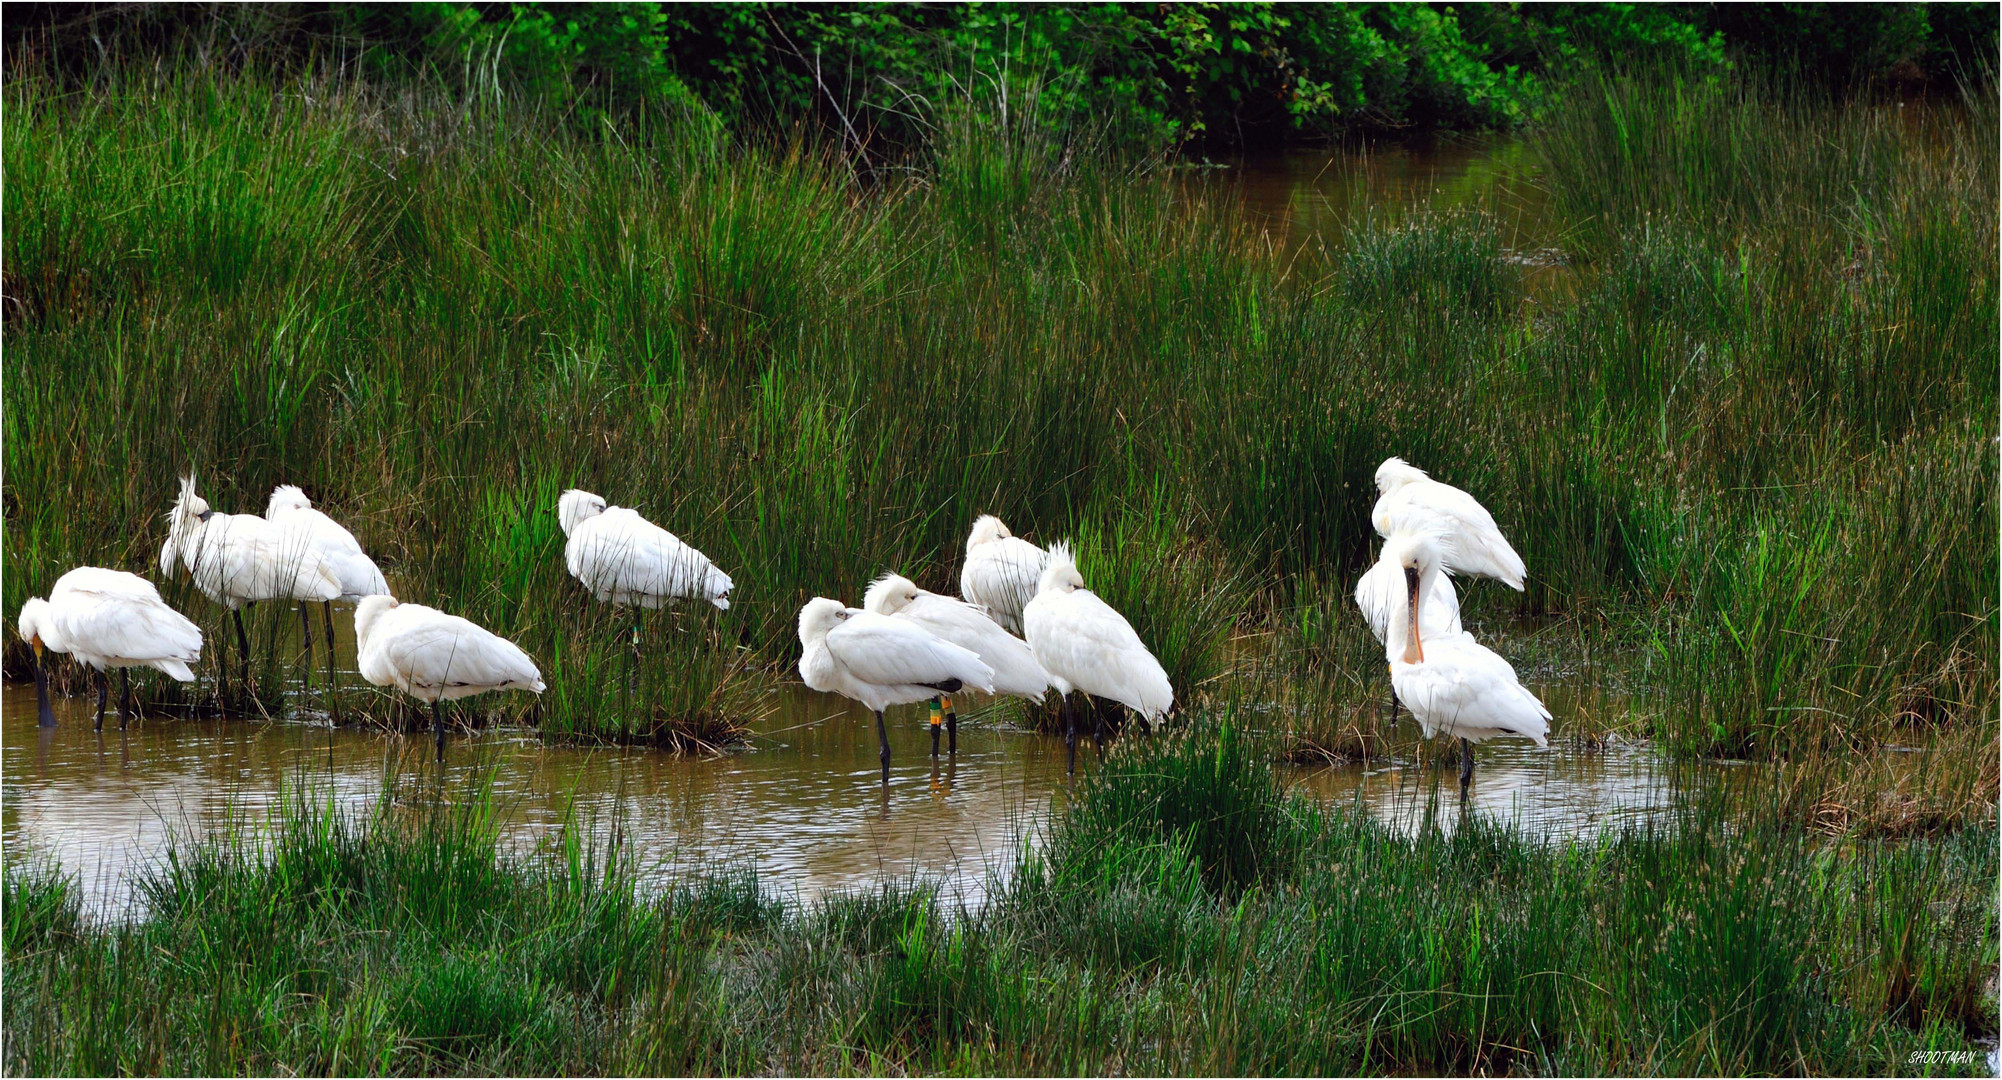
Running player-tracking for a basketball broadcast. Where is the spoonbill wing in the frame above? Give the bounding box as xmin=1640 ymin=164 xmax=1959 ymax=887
xmin=1373 ymin=483 xmax=1525 ymax=588
xmin=825 ymin=613 xmax=996 ymax=694
xmin=568 ymin=508 xmax=731 ymax=607
xmin=1393 ymin=634 xmax=1549 ymax=745
xmin=367 ymin=611 xmax=544 ymax=698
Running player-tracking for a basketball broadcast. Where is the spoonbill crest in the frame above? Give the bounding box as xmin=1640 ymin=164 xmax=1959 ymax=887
xmin=864 ymin=572 xmax=1051 ymax=754
xmin=160 ymin=475 xmax=342 ymax=690
xmin=796 ymin=597 xmax=995 ymax=780
xmin=1022 ymin=542 xmax=1172 ymax=772
xmin=1371 ymin=458 xmax=1526 ymax=589
xmin=354 ymin=595 xmax=545 ymax=759
xmin=959 ymin=515 xmax=1048 ymax=635
xmin=17 ymin=567 xmax=203 ymax=731
xmin=1380 ymin=532 xmax=1549 ymax=795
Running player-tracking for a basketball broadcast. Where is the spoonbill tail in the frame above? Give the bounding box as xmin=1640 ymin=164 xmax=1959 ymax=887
xmin=1371 ymin=458 xmax=1526 ymax=589
xmin=160 ymin=475 xmax=341 ymax=694
xmin=864 ymin=572 xmax=1051 ymax=755
xmin=959 ymin=515 xmax=1048 ymax=635
xmin=1022 ymin=542 xmax=1172 ymax=773
xmin=353 ymin=595 xmax=545 ymax=759
xmin=266 ymin=484 xmax=390 ymax=709
xmin=16 ymin=567 xmax=203 ymax=731
xmin=1380 ymin=533 xmax=1549 ymax=796
xmin=796 ymin=597 xmax=995 ymax=781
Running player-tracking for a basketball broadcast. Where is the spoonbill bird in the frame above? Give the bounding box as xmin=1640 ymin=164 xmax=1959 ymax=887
xmin=796 ymin=597 xmax=995 ymax=781
xmin=266 ymin=485 xmax=390 ymax=699
xmin=1371 ymin=458 xmax=1526 ymax=589
xmin=959 ymin=515 xmax=1048 ymax=635
xmin=353 ymin=595 xmax=545 ymax=759
xmin=160 ymin=475 xmax=342 ymax=693
xmin=556 ymin=489 xmax=732 ymax=693
xmin=16 ymin=568 xmax=203 ymax=730
xmin=1022 ymin=542 xmax=1172 ymax=773
xmin=863 ymin=573 xmax=1051 ymax=755
xmin=1380 ymin=532 xmax=1549 ymax=796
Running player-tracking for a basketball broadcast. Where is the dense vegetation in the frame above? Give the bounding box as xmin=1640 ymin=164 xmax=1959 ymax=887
xmin=6 ymin=55 xmax=1994 ymax=816
xmin=6 ymin=719 xmax=1994 ymax=1075
xmin=6 ymin=3 xmax=1995 ymax=149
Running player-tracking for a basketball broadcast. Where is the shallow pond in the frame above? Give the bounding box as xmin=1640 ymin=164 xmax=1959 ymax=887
xmin=4 ymin=678 xmax=1740 ymax=922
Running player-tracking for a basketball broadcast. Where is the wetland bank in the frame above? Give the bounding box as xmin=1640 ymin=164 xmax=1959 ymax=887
xmin=4 ymin=11 xmax=1998 ymax=1075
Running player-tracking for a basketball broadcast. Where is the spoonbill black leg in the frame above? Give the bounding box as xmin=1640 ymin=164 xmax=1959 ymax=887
xmin=944 ymin=694 xmax=957 ymax=754
xmin=118 ymin=669 xmax=135 ymax=730
xmin=92 ymin=669 xmax=108 ymax=732
xmin=1063 ymin=695 xmax=1077 ymax=775
xmin=875 ymin=710 xmax=891 ymax=782
xmin=322 ymin=602 xmax=341 ymax=723
xmin=233 ymin=608 xmax=252 ymax=701
xmin=929 ymin=697 xmax=942 ymax=758
xmin=1459 ymin=738 xmax=1475 ymax=797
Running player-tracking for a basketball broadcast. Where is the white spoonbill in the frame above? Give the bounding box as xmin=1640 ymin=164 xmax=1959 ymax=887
xmin=1372 ymin=458 xmax=1526 ymax=589
xmin=557 ymin=490 xmax=733 ymax=611
xmin=959 ymin=515 xmax=1048 ymax=635
xmin=864 ymin=572 xmax=1051 ymax=755
xmin=266 ymin=484 xmax=390 ymax=701
xmin=1022 ymin=542 xmax=1172 ymax=772
xmin=353 ymin=595 xmax=545 ymax=759
xmin=17 ymin=567 xmax=203 ymax=731
xmin=159 ymin=475 xmax=342 ymax=692
xmin=1380 ymin=533 xmax=1550 ymax=795
xmin=796 ymin=597 xmax=995 ymax=781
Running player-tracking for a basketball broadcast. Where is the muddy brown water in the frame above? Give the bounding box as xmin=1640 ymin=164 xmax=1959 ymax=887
xmin=4 ymin=677 xmax=1737 ymax=921
xmin=5 ymin=142 xmax=1696 ymax=919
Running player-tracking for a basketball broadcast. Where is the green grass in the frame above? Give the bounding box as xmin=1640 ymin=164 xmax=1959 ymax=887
xmin=5 ymin=721 xmax=1994 ymax=1075
xmin=2 ymin=59 xmax=1994 ymax=791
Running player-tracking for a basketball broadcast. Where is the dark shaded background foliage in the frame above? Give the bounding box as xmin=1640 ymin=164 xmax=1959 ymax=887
xmin=5 ymin=2 xmax=1992 ymax=151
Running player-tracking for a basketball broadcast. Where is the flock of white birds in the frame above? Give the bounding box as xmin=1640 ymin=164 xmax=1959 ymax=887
xmin=17 ymin=458 xmax=1549 ymax=788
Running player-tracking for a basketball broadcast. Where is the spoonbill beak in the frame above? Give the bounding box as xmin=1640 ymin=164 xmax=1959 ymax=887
xmin=31 ymin=637 xmax=55 ymax=729
xmin=1403 ymin=565 xmax=1425 ymax=664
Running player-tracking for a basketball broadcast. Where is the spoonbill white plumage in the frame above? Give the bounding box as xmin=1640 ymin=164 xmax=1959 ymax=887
xmin=959 ymin=515 xmax=1048 ymax=635
xmin=1371 ymin=458 xmax=1526 ymax=589
xmin=557 ymin=490 xmax=733 ymax=611
xmin=353 ymin=595 xmax=545 ymax=759
xmin=1380 ymin=533 xmax=1550 ymax=795
xmin=1021 ymin=542 xmax=1172 ymax=772
xmin=160 ymin=475 xmax=342 ymax=691
xmin=864 ymin=572 xmax=1052 ymax=754
xmin=796 ymin=597 xmax=996 ymax=780
xmin=266 ymin=484 xmax=390 ymax=702
xmin=16 ymin=567 xmax=203 ymax=730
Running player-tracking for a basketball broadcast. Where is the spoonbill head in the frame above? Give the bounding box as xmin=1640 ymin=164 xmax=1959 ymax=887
xmin=556 ymin=489 xmax=609 ymax=537
xmin=158 ymin=474 xmax=212 ymax=579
